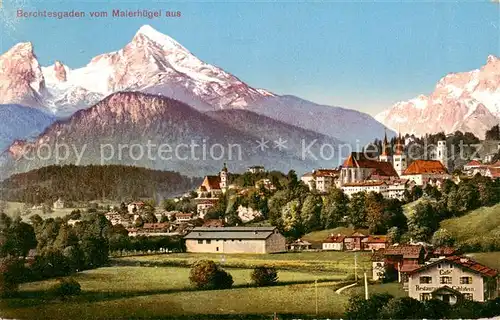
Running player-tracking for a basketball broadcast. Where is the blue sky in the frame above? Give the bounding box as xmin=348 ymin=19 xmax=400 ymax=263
xmin=0 ymin=0 xmax=498 ymax=115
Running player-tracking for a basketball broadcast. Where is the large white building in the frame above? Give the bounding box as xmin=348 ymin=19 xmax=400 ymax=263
xmin=405 ymin=256 xmax=498 ymax=304
xmin=184 ymin=227 xmax=286 ymax=254
xmin=301 ymin=169 xmax=340 ymax=193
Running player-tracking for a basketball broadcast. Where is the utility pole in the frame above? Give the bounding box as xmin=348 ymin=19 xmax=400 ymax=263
xmin=364 ymin=272 xmax=369 ymax=300
xmin=315 ymin=279 xmax=319 ymax=316
xmin=354 ymin=252 xmax=358 ymax=282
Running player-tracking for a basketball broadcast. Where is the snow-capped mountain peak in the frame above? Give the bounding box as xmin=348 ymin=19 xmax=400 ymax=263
xmin=133 ymin=24 xmax=190 ymax=54
xmin=376 ymin=55 xmax=500 ymax=138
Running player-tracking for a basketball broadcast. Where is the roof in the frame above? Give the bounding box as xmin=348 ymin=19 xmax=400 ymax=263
xmin=487 ymin=167 xmax=500 ymax=178
xmin=362 ymin=235 xmax=388 ymax=243
xmin=342 ymin=153 xmax=399 ymax=178
xmin=465 ymin=160 xmax=482 ymax=167
xmin=184 ymin=227 xmax=278 ymax=240
xmin=407 ymin=256 xmax=498 ymax=278
xmin=202 ymin=175 xmax=221 ymax=190
xmin=383 ymin=245 xmax=424 ymax=259
xmin=202 ymin=219 xmax=225 ymax=227
xmin=432 ymin=246 xmax=457 ymax=256
xmin=176 ymin=213 xmax=193 ymax=217
xmin=289 ymin=239 xmax=312 ymax=246
xmin=143 ymin=223 xmax=169 ymax=229
xmin=313 ymin=169 xmax=340 ymax=177
xmin=491 ymin=160 xmax=500 ymax=168
xmin=403 ymin=160 xmax=448 ymax=175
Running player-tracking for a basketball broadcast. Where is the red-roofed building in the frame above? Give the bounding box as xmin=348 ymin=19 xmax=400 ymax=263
xmin=406 ymin=256 xmax=498 ymax=303
xmin=362 ymin=235 xmax=389 ymax=251
xmin=401 ymin=160 xmax=451 ymax=185
xmin=486 ymin=167 xmax=500 ymax=179
xmin=371 ymin=245 xmax=426 ymax=281
xmin=340 ymin=152 xmax=399 ymax=186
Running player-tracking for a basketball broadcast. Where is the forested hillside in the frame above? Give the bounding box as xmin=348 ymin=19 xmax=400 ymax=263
xmin=0 ymin=165 xmax=201 ymax=204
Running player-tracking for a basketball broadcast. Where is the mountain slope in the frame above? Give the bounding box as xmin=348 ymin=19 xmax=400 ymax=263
xmin=0 ymin=104 xmax=55 ymax=151
xmin=376 ymin=55 xmax=500 ymax=138
xmin=251 ymin=95 xmax=391 ymax=145
xmin=206 ymin=108 xmax=347 ymax=161
xmin=1 ymin=92 xmax=329 ymax=179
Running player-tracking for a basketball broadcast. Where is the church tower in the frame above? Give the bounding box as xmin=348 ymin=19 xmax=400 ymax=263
xmin=393 ymin=133 xmax=407 ymax=177
xmin=220 ymin=163 xmax=229 ymax=192
xmin=436 ymin=140 xmax=449 ymax=170
xmin=379 ymin=130 xmax=392 ymax=163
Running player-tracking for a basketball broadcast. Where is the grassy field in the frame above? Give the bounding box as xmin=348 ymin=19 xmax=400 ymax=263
xmin=0 ymin=266 xmax=351 ymax=320
xmin=3 ymin=201 xmax=76 ymax=220
xmin=440 ymin=203 xmax=500 ymax=242
xmin=466 ymin=252 xmax=500 ymax=270
xmin=115 ymin=251 xmax=373 ymax=274
xmin=345 ymin=282 xmax=407 ymax=298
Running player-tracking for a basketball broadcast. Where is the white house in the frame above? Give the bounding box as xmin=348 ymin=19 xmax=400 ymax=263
xmin=341 ymin=181 xmax=389 ymax=198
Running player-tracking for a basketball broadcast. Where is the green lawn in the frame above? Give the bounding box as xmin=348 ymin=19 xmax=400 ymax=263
xmin=115 ymin=251 xmax=373 ymax=274
xmin=0 ymin=266 xmax=351 ymax=320
xmin=440 ymin=203 xmax=500 ymax=243
xmin=345 ymin=282 xmax=407 ymax=299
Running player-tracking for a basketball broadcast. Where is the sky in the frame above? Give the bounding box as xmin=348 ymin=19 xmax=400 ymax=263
xmin=0 ymin=0 xmax=499 ymax=116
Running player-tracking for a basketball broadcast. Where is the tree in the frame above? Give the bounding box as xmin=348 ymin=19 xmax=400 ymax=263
xmin=347 ymin=192 xmax=367 ymax=229
xmin=485 ymin=124 xmax=499 ymax=140
xmin=251 ymin=266 xmax=278 ymax=286
xmin=321 ymin=188 xmax=349 ymax=229
xmin=189 ymin=260 xmax=233 ymax=290
xmin=407 ymin=202 xmax=441 ymax=242
xmin=281 ymin=199 xmax=303 ymax=238
xmin=0 ymin=258 xmax=26 ymax=297
xmin=431 ymin=228 xmax=455 ymax=247
xmin=380 ymin=297 xmax=423 ymax=319
xmin=301 ymin=194 xmax=322 ymax=233
xmin=134 ymin=216 xmax=144 ymax=228
xmin=143 ymin=211 xmax=158 ymax=224
xmin=365 ymin=192 xmax=386 ymax=234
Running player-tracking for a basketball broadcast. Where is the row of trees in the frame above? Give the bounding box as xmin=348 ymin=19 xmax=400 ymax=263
xmin=345 ymin=293 xmax=500 ymax=319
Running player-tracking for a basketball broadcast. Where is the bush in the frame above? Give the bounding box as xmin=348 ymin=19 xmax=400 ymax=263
xmin=251 ymin=266 xmax=278 ymax=286
xmin=345 ymin=293 xmax=393 ymax=319
xmin=379 ymin=297 xmax=423 ymax=319
xmin=189 ymin=260 xmax=233 ymax=290
xmin=481 ymin=297 xmax=500 ymax=318
xmin=422 ymin=299 xmax=451 ymax=319
xmin=450 ymin=300 xmax=484 ymax=319
xmin=0 ymin=258 xmax=26 ymax=297
xmin=52 ymin=278 xmax=81 ymax=298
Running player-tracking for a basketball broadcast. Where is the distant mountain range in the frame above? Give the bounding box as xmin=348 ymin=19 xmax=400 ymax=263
xmin=376 ymin=55 xmax=500 ymax=139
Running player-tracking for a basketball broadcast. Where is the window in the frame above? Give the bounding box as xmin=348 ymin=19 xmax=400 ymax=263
xmin=437 ymin=264 xmax=442 ymax=269
xmin=419 ymin=293 xmax=432 ymax=301
xmin=198 ymin=240 xmax=203 ymax=244
xmin=440 ymin=276 xmax=452 ymax=284
xmin=463 ymin=293 xmax=473 ymax=301
xmin=216 ymin=247 xmax=219 ymax=252
xmin=449 ymin=264 xmax=454 ymax=269
xmin=460 ymin=277 xmax=473 ymax=284
xmin=419 ymin=276 xmax=432 ymax=284
xmin=206 ymin=240 xmax=211 ymax=244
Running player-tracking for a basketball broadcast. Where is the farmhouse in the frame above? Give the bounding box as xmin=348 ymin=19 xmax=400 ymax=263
xmin=362 ymin=235 xmax=388 ymax=251
xmin=287 ymin=239 xmax=312 ymax=251
xmin=406 ymin=256 xmax=498 ymax=303
xmin=184 ymin=227 xmax=286 ymax=254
